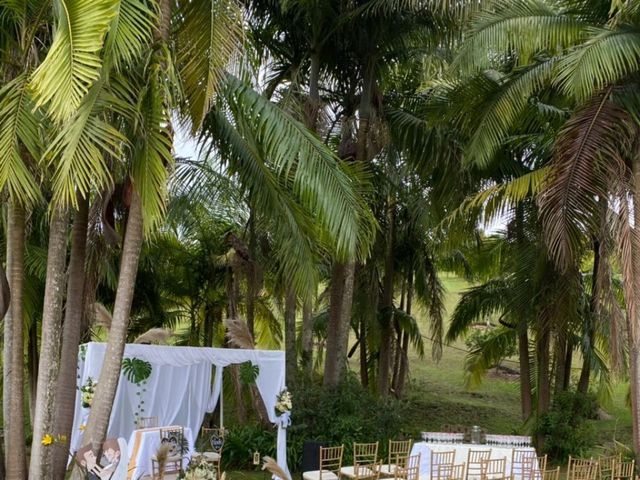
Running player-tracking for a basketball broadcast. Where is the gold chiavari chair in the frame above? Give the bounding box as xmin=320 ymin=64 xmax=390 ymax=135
xmin=480 ymin=458 xmax=506 ymax=480
xmin=192 ymin=427 xmax=225 ymax=480
xmin=303 ymin=445 xmax=345 ymax=480
xmin=435 ymin=463 xmax=466 ymax=480
xmin=379 ymin=440 xmax=413 ymax=478
xmin=355 ymin=462 xmax=382 ymax=480
xmin=567 ymin=461 xmax=597 ymax=480
xmin=341 ymin=442 xmax=380 ymax=478
xmin=599 ymin=456 xmax=621 ymax=480
xmin=466 ymin=450 xmax=492 ymax=480
xmin=394 ymin=454 xmax=421 ymax=480
xmin=431 ymin=451 xmax=456 ymax=480
xmin=541 ymin=468 xmax=560 ymax=480
xmin=613 ymin=460 xmax=635 ymax=480
xmin=511 ymin=450 xmax=537 ymax=480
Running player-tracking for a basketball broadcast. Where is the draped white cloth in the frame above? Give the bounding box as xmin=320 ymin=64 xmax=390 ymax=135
xmin=71 ymin=343 xmax=290 ymax=479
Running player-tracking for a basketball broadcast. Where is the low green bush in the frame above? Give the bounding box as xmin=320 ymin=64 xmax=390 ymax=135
xmin=222 ymin=375 xmax=411 ymax=471
xmin=534 ymin=390 xmax=598 ymax=461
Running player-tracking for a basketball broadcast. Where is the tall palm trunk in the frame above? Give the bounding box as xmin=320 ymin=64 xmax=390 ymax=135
xmin=28 ymin=319 xmax=38 ymax=424
xmin=51 ymin=196 xmax=89 ymax=478
xmin=396 ymin=269 xmax=413 ymax=397
xmin=246 ymin=208 xmax=257 ymax=337
xmin=553 ymin=333 xmax=568 ymax=397
xmin=0 ymin=257 xmax=8 ymax=479
xmin=323 ymin=262 xmax=356 ymax=388
xmin=80 ymin=191 xmax=144 ymax=453
xmin=29 ymin=208 xmax=69 ymax=479
xmin=301 ymin=298 xmax=314 ymax=377
xmin=627 ymin=154 xmax=640 ymax=459
xmin=284 ymin=287 xmax=297 ymax=384
xmin=5 ymin=202 xmax=26 ymax=479
xmin=579 ymin=238 xmax=600 ymax=394
xmin=535 ymin=318 xmax=551 ymax=451
xmin=378 ymin=194 xmax=396 ymax=396
xmin=517 ymin=320 xmax=533 ymax=419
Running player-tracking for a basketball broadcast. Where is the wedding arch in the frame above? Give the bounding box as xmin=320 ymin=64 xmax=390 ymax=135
xmin=71 ymin=342 xmax=290 ymax=478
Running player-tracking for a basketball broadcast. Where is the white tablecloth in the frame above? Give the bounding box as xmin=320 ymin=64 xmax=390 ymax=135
xmin=410 ymin=442 xmax=537 ymax=479
xmin=126 ymin=425 xmax=194 ymax=479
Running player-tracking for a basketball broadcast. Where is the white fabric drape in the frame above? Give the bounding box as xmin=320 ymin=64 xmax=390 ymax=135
xmin=71 ymin=343 xmax=289 ymax=479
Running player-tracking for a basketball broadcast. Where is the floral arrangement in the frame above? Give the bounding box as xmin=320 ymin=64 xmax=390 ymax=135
xmin=178 ymin=455 xmax=217 ymax=480
xmin=275 ymin=388 xmax=292 ymax=416
xmin=81 ymin=377 xmax=97 ymax=408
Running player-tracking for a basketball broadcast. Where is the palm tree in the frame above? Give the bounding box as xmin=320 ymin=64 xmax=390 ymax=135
xmin=453 ymin=0 xmax=640 ymax=454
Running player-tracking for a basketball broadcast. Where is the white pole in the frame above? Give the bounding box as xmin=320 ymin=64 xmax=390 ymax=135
xmin=220 ymin=367 xmax=224 ymax=429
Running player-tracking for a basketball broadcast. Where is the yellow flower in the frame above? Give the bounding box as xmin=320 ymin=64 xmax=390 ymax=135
xmin=41 ymin=434 xmax=54 ymax=446
xmin=79 ymin=424 xmax=86 ymax=431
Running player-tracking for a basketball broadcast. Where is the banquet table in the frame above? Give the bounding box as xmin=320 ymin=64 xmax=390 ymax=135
xmin=410 ymin=442 xmax=537 ymax=479
xmin=126 ymin=425 xmax=195 ymax=480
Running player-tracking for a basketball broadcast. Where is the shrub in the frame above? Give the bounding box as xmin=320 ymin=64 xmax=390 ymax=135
xmin=221 ymin=375 xmax=411 ymax=471
xmin=534 ymin=390 xmax=598 ymax=461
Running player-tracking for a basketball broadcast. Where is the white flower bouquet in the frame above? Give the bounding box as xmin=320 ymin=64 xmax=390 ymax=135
xmin=81 ymin=377 xmax=97 ymax=408
xmin=179 ymin=456 xmax=217 ymax=480
xmin=275 ymin=388 xmax=292 ymax=416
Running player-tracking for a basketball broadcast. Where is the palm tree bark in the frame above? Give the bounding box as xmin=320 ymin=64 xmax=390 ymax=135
xmin=535 ymin=318 xmax=551 ymax=451
xmin=28 ymin=319 xmax=38 ymax=425
xmin=378 ymin=194 xmax=396 ymax=396
xmin=246 ymin=208 xmax=257 ymax=337
xmin=51 ymin=196 xmax=90 ymax=478
xmin=301 ymin=298 xmax=314 ymax=377
xmin=628 ymin=153 xmax=640 ymax=459
xmin=29 ymin=208 xmax=69 ymax=479
xmin=396 ymin=269 xmax=413 ymax=397
xmin=284 ymin=287 xmax=297 ymax=384
xmin=517 ymin=320 xmax=533 ymax=419
xmin=324 ymin=262 xmax=355 ymax=388
xmin=5 ymin=201 xmax=26 ymax=479
xmin=553 ymin=333 xmax=568 ymax=397
xmin=578 ymin=238 xmax=600 ymax=394
xmin=80 ymin=191 xmax=144 ymax=454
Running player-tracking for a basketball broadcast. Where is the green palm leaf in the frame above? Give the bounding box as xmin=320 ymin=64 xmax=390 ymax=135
xmin=176 ymin=0 xmax=242 ymax=130
xmin=30 ymin=0 xmax=118 ymax=122
xmin=0 ymin=73 xmax=42 ymax=204
xmin=104 ymin=0 xmax=156 ymax=71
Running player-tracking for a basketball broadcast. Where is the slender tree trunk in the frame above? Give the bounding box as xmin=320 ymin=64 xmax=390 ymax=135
xmin=29 ymin=208 xmax=69 ymax=479
xmin=5 ymin=202 xmax=26 ymax=479
xmin=79 ymin=192 xmax=144 ymax=456
xmin=563 ymin=345 xmax=572 ymax=391
xmin=517 ymin=320 xmax=533 ymax=419
xmin=579 ymin=238 xmax=600 ymax=394
xmin=536 ymin=319 xmax=551 ymax=451
xmin=396 ymin=270 xmax=413 ymax=398
xmin=284 ymin=287 xmax=297 ymax=384
xmin=359 ymin=314 xmax=369 ymax=387
xmin=246 ymin=207 xmax=256 ymax=337
xmin=0 ymin=255 xmax=7 ymax=480
xmin=301 ymin=298 xmax=314 ymax=377
xmin=323 ymin=262 xmax=355 ymax=388
xmin=378 ymin=194 xmax=396 ymax=396
xmin=51 ymin=196 xmax=90 ymax=478
xmin=628 ymin=154 xmax=640 ymax=460
xmin=553 ymin=333 xmax=568 ymax=397
xmin=28 ymin=319 xmax=38 ymax=426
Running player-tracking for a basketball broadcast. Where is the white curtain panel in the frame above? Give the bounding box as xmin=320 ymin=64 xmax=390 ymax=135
xmin=71 ymin=343 xmax=290 ymax=479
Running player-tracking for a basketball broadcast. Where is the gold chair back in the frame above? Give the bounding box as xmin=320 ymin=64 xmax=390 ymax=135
xmin=395 ymin=455 xmax=421 ymax=480
xmin=355 ymin=462 xmax=381 ymax=480
xmin=354 ymin=442 xmax=380 ymax=465
xmin=567 ymin=462 xmax=597 ymax=480
xmin=137 ymin=416 xmax=158 ymax=429
xmin=511 ymin=450 xmax=537 ymax=480
xmin=320 ymin=445 xmax=345 ymax=476
xmin=466 ymin=450 xmax=492 ymax=480
xmin=388 ymin=440 xmax=413 ymax=467
xmin=599 ymin=456 xmax=620 ymax=480
xmin=480 ymin=458 xmax=506 ymax=480
xmin=613 ymin=460 xmax=635 ymax=480
xmin=541 ymin=468 xmax=560 ymax=480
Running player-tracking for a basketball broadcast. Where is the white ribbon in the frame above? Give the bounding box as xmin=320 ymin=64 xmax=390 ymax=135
xmin=277 ymin=411 xmax=291 ymax=429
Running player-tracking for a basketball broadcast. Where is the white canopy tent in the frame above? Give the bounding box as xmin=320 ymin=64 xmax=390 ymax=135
xmin=71 ymin=342 xmax=290 ymax=478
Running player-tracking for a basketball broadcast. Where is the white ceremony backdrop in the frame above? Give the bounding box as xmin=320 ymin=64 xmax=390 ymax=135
xmin=71 ymin=342 xmax=290 ymax=478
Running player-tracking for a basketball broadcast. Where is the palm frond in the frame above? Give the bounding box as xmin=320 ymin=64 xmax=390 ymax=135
xmin=30 ymin=0 xmax=118 ymax=122
xmin=225 ymin=317 xmax=255 ymax=349
xmin=177 ymin=0 xmax=242 ymax=130
xmin=540 ymin=89 xmax=634 ymax=271
xmin=104 ymin=0 xmax=156 ymax=70
xmin=464 ymin=325 xmax=517 ymax=388
xmin=0 ymin=73 xmax=42 ymax=205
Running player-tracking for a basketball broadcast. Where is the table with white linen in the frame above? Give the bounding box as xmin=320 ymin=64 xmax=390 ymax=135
xmin=410 ymin=442 xmax=537 ymax=479
xmin=126 ymin=425 xmax=194 ymax=479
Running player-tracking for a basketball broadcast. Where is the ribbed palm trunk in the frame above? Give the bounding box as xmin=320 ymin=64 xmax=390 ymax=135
xmin=51 ymin=196 xmax=90 ymax=478
xmin=578 ymin=238 xmax=600 ymax=395
xmin=79 ymin=192 xmax=144 ymax=457
xmin=395 ymin=270 xmax=413 ymax=397
xmin=378 ymin=194 xmax=396 ymax=396
xmin=628 ymin=154 xmax=640 ymax=460
xmin=323 ymin=262 xmax=356 ymax=388
xmin=517 ymin=320 xmax=533 ymax=419
xmin=284 ymin=287 xmax=297 ymax=384
xmin=300 ymin=298 xmax=314 ymax=377
xmin=29 ymin=208 xmax=69 ymax=479
xmin=5 ymin=202 xmax=26 ymax=479
xmin=535 ymin=319 xmax=551 ymax=451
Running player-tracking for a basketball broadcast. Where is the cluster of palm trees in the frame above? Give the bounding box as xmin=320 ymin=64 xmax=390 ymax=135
xmin=2 ymin=0 xmax=640 ymax=477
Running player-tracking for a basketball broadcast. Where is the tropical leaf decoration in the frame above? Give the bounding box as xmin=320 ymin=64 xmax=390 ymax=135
xmin=239 ymin=361 xmax=260 ymax=385
xmin=122 ymin=357 xmax=153 ymax=383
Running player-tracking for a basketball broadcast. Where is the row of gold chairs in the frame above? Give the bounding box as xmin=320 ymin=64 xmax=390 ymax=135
xmin=566 ymin=455 xmax=635 ymax=480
